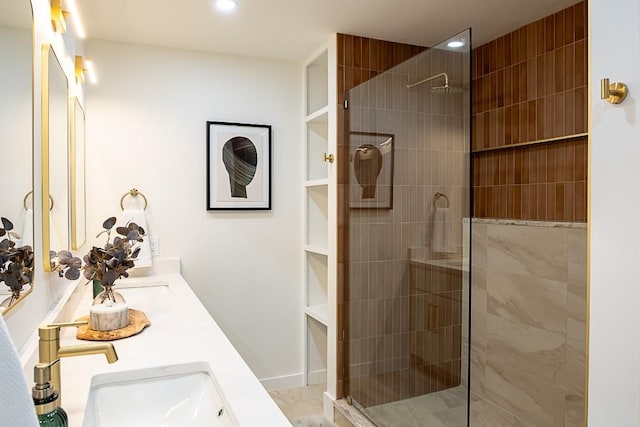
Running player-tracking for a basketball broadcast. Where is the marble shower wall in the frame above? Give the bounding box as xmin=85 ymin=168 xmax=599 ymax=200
xmin=470 ymin=220 xmax=587 ymax=427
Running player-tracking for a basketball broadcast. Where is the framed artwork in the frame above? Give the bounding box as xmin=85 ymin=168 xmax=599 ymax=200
xmin=206 ymin=121 xmax=271 ymax=210
xmin=349 ymin=131 xmax=394 ymax=209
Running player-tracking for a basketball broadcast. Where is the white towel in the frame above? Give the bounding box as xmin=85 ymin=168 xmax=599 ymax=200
xmin=0 ymin=316 xmax=39 ymax=426
xmin=431 ymin=207 xmax=455 ymax=254
xmin=121 ymin=209 xmax=152 ymax=268
xmin=18 ymin=208 xmax=33 ymax=248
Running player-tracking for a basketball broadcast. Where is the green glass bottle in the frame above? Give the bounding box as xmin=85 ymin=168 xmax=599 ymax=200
xmin=92 ymin=279 xmax=103 ymax=299
xmin=32 ymin=363 xmax=68 ymax=427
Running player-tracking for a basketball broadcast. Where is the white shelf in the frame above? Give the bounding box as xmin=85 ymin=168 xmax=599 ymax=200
xmin=305 ymin=304 xmax=329 ymax=326
xmin=306 ymin=187 xmax=328 ymax=249
xmin=305 ymin=179 xmax=329 ymax=187
xmin=306 ymin=118 xmax=329 ymax=181
xmin=305 ymin=245 xmax=328 ymax=256
xmin=305 ymin=106 xmax=329 ymax=123
xmin=306 ymin=50 xmax=329 ymax=115
xmin=302 ymin=38 xmax=335 ymax=412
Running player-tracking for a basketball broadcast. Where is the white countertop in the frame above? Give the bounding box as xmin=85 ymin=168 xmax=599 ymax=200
xmin=54 ymin=273 xmax=290 ymax=426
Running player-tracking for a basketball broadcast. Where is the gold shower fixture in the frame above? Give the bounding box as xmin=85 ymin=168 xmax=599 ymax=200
xmin=406 ymin=72 xmax=463 ymax=94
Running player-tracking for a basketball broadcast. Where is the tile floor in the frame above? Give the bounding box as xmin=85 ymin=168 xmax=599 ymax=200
xmin=272 ymin=384 xmax=538 ymax=427
xmin=364 ymin=386 xmax=468 ymax=427
xmin=269 ymin=383 xmax=347 ymax=426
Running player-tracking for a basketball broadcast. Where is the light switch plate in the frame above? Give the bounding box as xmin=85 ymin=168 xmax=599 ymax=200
xmin=150 ymin=236 xmax=159 ymax=256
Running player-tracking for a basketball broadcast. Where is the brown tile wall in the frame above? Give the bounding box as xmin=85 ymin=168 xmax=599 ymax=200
xmin=471 ymin=1 xmax=588 ymax=222
xmin=337 ymin=34 xmax=426 ymax=401
xmin=337 ymin=35 xmax=425 ymax=106
xmin=473 ymin=137 xmax=587 ymax=221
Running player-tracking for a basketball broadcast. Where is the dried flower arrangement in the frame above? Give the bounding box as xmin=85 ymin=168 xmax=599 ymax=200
xmin=54 ymin=216 xmax=145 ymax=304
xmin=0 ymin=217 xmax=34 ymax=306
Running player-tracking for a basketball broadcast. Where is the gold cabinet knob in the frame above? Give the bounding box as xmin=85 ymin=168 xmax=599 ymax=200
xmin=323 ymin=153 xmax=334 ymax=163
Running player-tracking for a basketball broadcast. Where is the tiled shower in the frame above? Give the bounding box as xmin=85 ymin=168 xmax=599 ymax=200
xmin=343 ymin=29 xmax=472 ymax=425
xmin=337 ymin=1 xmax=587 ymax=426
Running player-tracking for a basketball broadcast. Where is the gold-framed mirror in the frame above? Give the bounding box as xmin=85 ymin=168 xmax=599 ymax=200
xmin=0 ymin=0 xmax=34 ymax=315
xmin=71 ymin=98 xmax=86 ymax=250
xmin=42 ymin=44 xmax=70 ymax=272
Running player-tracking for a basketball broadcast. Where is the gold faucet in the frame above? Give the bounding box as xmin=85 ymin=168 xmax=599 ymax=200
xmin=38 ymin=321 xmax=118 ymax=406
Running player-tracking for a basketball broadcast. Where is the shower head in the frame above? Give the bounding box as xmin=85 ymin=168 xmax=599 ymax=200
xmin=430 ymin=84 xmax=463 ymax=95
xmin=407 ymin=72 xmax=463 ymax=94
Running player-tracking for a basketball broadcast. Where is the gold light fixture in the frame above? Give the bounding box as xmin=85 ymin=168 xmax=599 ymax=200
xmin=51 ymin=0 xmax=67 ymax=33
xmin=75 ymin=56 xmax=97 ymax=84
xmin=65 ymin=0 xmax=85 ymax=38
xmin=75 ymin=55 xmax=84 ymax=83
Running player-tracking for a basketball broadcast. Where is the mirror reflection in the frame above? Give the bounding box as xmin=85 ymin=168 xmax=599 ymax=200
xmin=47 ymin=47 xmax=70 ymax=259
xmin=71 ymin=99 xmax=86 ymax=249
xmin=0 ymin=0 xmax=34 ymax=314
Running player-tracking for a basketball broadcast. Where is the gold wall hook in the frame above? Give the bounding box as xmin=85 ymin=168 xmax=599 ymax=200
xmin=323 ymin=153 xmax=334 ymax=163
xmin=601 ymin=78 xmax=629 ymax=104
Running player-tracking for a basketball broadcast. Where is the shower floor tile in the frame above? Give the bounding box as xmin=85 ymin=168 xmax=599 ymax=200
xmin=365 ymin=386 xmax=468 ymax=427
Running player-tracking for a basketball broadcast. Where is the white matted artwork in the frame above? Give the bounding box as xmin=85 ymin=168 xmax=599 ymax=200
xmin=206 ymin=121 xmax=271 ymax=210
xmin=349 ymin=132 xmax=394 ymax=209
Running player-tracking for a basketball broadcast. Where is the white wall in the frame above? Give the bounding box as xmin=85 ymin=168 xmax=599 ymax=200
xmin=84 ymin=40 xmax=303 ymax=383
xmin=589 ymin=0 xmax=640 ymax=424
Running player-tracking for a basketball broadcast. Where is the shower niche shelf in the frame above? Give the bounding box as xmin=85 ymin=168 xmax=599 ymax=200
xmin=302 ymin=37 xmax=337 ymax=417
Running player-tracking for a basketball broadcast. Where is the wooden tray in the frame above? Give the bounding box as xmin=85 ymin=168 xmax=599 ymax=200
xmin=75 ymin=309 xmax=151 ymax=341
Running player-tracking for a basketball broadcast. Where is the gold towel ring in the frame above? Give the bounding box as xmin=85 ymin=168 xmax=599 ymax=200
xmin=433 ymin=192 xmax=449 ymax=209
xmin=23 ymin=191 xmax=54 ymax=211
xmin=120 ymin=188 xmax=148 ymax=211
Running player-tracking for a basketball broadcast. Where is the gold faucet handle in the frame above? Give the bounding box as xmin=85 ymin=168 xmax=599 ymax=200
xmin=47 ymin=320 xmax=88 ymax=328
xmin=39 ymin=320 xmax=88 ymax=340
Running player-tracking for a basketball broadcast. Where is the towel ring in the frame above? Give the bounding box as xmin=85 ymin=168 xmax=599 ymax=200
xmin=433 ymin=192 xmax=449 ymax=209
xmin=120 ymin=188 xmax=148 ymax=211
xmin=23 ymin=191 xmax=54 ymax=211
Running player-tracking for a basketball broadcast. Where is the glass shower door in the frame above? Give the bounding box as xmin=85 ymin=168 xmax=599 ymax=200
xmin=344 ymin=29 xmax=471 ymax=427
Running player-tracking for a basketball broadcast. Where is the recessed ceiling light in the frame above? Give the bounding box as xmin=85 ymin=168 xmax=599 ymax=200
xmin=447 ymin=40 xmax=465 ymax=48
xmin=214 ymin=0 xmax=238 ymax=13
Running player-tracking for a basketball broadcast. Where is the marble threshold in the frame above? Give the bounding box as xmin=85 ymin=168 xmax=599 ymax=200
xmin=471 ymin=218 xmax=587 ymax=229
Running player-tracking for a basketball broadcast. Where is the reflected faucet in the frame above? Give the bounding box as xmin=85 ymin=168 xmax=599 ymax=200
xmin=38 ymin=321 xmax=118 ymax=406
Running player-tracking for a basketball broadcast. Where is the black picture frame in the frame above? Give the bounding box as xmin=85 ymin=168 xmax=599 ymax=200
xmin=349 ymin=131 xmax=394 ymax=209
xmin=206 ymin=121 xmax=272 ymax=210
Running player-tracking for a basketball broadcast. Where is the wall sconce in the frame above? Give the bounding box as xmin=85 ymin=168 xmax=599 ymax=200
xmin=75 ymin=56 xmax=97 ymax=84
xmin=51 ymin=0 xmax=67 ymax=33
xmin=66 ymin=0 xmax=85 ymax=38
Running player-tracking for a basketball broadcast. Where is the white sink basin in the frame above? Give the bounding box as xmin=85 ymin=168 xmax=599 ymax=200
xmin=83 ymin=362 xmax=236 ymax=427
xmin=117 ymin=281 xmax=171 ymax=298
